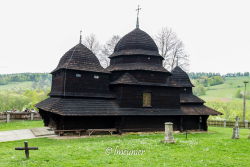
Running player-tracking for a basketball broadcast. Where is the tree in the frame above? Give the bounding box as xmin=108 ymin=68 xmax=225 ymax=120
xmin=193 ymin=85 xmax=206 ymax=96
xmin=83 ymin=34 xmax=101 ymax=55
xmin=100 ymin=35 xmax=120 ymax=67
xmin=155 ymin=27 xmax=189 ymax=71
xmin=83 ymin=34 xmax=120 ymax=68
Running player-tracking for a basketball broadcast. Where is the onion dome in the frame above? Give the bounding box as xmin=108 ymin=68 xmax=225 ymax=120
xmin=169 ymin=66 xmax=194 ymax=87
xmin=52 ymin=43 xmax=109 ymax=73
xmin=110 ymin=28 xmax=161 ymax=57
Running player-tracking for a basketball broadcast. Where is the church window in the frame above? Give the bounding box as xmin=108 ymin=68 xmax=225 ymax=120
xmin=94 ymin=75 xmax=99 ymax=79
xmin=76 ymin=74 xmax=81 ymax=77
xmin=143 ymin=92 xmax=151 ymax=107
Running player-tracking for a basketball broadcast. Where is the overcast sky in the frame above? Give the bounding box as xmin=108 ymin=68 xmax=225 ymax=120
xmin=0 ymin=0 xmax=249 ymax=74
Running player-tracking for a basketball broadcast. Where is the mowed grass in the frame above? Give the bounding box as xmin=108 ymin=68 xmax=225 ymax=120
xmin=0 ymin=120 xmax=43 ymax=131
xmin=0 ymin=127 xmax=249 ymax=167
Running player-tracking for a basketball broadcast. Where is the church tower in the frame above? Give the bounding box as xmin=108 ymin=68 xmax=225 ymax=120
xmin=50 ymin=34 xmax=111 ymax=98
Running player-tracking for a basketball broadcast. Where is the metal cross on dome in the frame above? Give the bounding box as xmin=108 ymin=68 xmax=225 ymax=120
xmin=136 ymin=5 xmax=141 ymax=28
xmin=79 ymin=29 xmax=82 ymax=44
xmin=136 ymin=5 xmax=141 ymax=17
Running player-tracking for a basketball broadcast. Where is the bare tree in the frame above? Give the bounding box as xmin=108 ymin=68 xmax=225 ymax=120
xmin=170 ymin=41 xmax=189 ymax=71
xmin=100 ymin=35 xmax=120 ymax=67
xmin=83 ymin=34 xmax=120 ymax=68
xmin=83 ymin=34 xmax=101 ymax=55
xmin=155 ymin=27 xmax=189 ymax=71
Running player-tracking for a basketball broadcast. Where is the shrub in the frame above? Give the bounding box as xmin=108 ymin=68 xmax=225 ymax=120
xmin=235 ymin=89 xmax=250 ymax=100
xmin=193 ymin=85 xmax=206 ymax=96
xmin=235 ymin=89 xmax=243 ymax=98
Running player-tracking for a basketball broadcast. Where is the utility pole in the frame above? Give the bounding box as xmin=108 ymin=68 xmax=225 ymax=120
xmin=243 ymin=81 xmax=249 ymax=122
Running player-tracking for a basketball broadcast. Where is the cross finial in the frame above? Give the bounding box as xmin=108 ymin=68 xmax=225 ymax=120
xmin=136 ymin=5 xmax=141 ymax=28
xmin=79 ymin=30 xmax=82 ymax=44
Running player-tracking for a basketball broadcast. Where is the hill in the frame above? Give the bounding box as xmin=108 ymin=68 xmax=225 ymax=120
xmin=195 ymin=76 xmax=250 ymax=121
xmin=200 ymin=76 xmax=250 ymax=101
xmin=0 ymin=81 xmax=34 ymax=91
xmin=0 ymin=73 xmax=51 ymax=112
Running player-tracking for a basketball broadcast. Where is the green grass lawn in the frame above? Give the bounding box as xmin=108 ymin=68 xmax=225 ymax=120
xmin=0 ymin=127 xmax=249 ymax=167
xmin=0 ymin=121 xmax=43 ymax=131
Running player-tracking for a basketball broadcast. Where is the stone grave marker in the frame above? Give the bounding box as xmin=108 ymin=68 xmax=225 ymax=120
xmin=232 ymin=116 xmax=240 ymax=139
xmin=162 ymin=122 xmax=175 ymax=143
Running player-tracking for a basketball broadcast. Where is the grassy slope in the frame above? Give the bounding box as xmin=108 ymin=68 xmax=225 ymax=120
xmin=0 ymin=127 xmax=249 ymax=167
xmin=0 ymin=121 xmax=43 ymax=131
xmin=0 ymin=81 xmax=34 ymax=91
xmin=200 ymin=76 xmax=250 ymax=101
xmin=197 ymin=76 xmax=250 ymax=120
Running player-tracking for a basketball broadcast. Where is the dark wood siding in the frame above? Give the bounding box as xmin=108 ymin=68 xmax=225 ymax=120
xmin=64 ymin=70 xmax=110 ymax=94
xmin=110 ymin=55 xmax=162 ymax=66
xmin=180 ymin=87 xmax=193 ymax=94
xmin=113 ymin=85 xmax=180 ymax=108
xmin=111 ymin=71 xmax=169 ymax=83
xmin=38 ymin=111 xmax=209 ymax=131
xmin=131 ymin=71 xmax=169 ymax=83
xmin=51 ymin=70 xmax=65 ymax=94
xmin=51 ymin=69 xmax=110 ymax=96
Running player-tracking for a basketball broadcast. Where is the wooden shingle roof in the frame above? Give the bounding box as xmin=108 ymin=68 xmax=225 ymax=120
xmin=106 ymin=63 xmax=169 ymax=73
xmin=169 ymin=66 xmax=194 ymax=87
xmin=36 ymin=97 xmax=221 ymax=116
xmin=52 ymin=43 xmax=109 ymax=74
xmin=49 ymin=91 xmax=115 ymax=98
xmin=111 ymin=73 xmax=138 ymax=84
xmin=110 ymin=28 xmax=161 ymax=58
xmin=180 ymin=94 xmax=205 ymax=104
xmin=181 ymin=105 xmax=222 ymax=115
xmin=110 ymin=73 xmax=182 ymax=87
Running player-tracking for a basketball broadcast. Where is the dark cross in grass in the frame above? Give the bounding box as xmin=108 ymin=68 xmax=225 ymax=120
xmin=15 ymin=141 xmax=38 ymax=158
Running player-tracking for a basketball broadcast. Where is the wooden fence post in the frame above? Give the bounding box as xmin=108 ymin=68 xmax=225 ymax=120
xmin=244 ymin=120 xmax=248 ymax=129
xmin=223 ymin=119 xmax=227 ymax=128
xmin=30 ymin=112 xmax=34 ymax=120
xmin=6 ymin=113 xmax=10 ymax=123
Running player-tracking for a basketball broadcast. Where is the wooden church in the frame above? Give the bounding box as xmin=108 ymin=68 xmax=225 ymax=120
xmin=36 ymin=14 xmax=221 ymax=132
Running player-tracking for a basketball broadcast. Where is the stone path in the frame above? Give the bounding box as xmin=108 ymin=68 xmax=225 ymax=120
xmin=0 ymin=127 xmax=55 ymax=142
xmin=31 ymin=127 xmax=55 ymax=137
xmin=0 ymin=129 xmax=35 ymax=142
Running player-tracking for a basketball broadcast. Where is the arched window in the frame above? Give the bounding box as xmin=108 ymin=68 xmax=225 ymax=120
xmin=143 ymin=92 xmax=151 ymax=107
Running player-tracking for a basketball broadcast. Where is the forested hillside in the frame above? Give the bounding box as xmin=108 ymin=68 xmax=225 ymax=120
xmin=0 ymin=73 xmax=51 ymax=87
xmin=190 ymin=73 xmax=250 ymax=121
xmin=0 ymin=73 xmax=51 ymax=111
